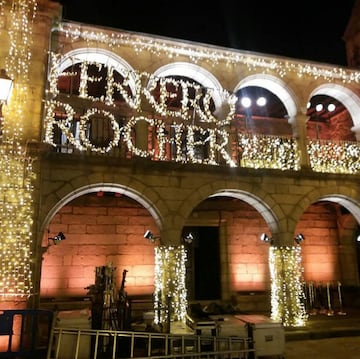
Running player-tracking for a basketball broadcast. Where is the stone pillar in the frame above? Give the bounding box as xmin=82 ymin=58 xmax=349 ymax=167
xmin=268 ymin=244 xmax=307 ymax=327
xmin=289 ymin=113 xmax=311 ymax=169
xmin=153 ymin=245 xmax=187 ymax=332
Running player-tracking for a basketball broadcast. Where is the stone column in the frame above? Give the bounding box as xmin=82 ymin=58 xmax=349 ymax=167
xmin=289 ymin=113 xmax=311 ymax=169
xmin=268 ymin=244 xmax=307 ymax=327
xmin=153 ymin=245 xmax=187 ymax=332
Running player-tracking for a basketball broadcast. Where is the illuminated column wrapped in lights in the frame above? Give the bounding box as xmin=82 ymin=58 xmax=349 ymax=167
xmin=0 ymin=150 xmax=34 ymax=297
xmin=269 ymin=245 xmax=307 ymax=327
xmin=0 ymin=0 xmax=37 ymax=298
xmin=154 ymin=245 xmax=187 ymax=326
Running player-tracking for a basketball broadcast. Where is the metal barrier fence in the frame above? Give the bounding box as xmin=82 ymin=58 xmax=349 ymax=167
xmin=47 ymin=327 xmax=255 ymax=359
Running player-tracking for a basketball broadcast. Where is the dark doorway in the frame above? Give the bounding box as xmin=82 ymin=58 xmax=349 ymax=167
xmin=182 ymin=226 xmax=221 ymax=300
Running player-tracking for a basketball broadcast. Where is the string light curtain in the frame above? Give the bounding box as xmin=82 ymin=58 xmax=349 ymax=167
xmin=154 ymin=245 xmax=187 ymax=326
xmin=0 ymin=0 xmax=37 ymax=297
xmin=308 ymin=139 xmax=360 ymax=174
xmin=239 ymin=133 xmax=301 ymax=170
xmin=269 ymin=245 xmax=308 ymax=327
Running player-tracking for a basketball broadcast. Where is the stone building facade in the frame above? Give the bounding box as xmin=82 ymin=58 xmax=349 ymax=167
xmin=2 ymin=0 xmax=360 ymax=326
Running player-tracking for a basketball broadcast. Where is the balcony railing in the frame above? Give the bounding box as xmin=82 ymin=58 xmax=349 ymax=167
xmin=44 ymin=115 xmax=360 ymax=175
xmin=307 ymin=139 xmax=360 ymax=174
xmin=238 ymin=133 xmax=300 ymax=171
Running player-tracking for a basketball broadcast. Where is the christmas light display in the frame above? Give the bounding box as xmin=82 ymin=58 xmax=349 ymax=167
xmin=239 ymin=133 xmax=301 ymax=170
xmin=154 ymin=245 xmax=187 ymax=325
xmin=2 ymin=0 xmax=357 ymax=314
xmin=308 ymin=139 xmax=360 ymax=174
xmin=55 ymin=22 xmax=360 ymax=84
xmin=0 ymin=0 xmax=37 ymax=297
xmin=44 ymin=55 xmax=304 ymax=170
xmin=43 ymin=24 xmax=360 ymax=174
xmin=269 ymin=245 xmax=308 ymax=327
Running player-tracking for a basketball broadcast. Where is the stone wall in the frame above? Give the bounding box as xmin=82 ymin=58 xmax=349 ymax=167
xmin=40 ymin=192 xmax=356 ymax=313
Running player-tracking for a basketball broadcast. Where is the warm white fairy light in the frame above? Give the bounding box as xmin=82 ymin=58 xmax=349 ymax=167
xmin=308 ymin=139 xmax=360 ymax=174
xmin=47 ymin=56 xmax=233 ymax=123
xmin=44 ymin=55 xmax=252 ymax=168
xmin=45 ymin=48 xmax=360 ymax=173
xmin=239 ymin=133 xmax=301 ymax=170
xmin=0 ymin=0 xmax=37 ymax=297
xmin=44 ymin=39 xmax=360 ymax=173
xmin=43 ymin=100 xmax=76 ymax=147
xmin=55 ymin=22 xmax=360 ymax=84
xmin=0 ymin=150 xmax=34 ymax=296
xmin=154 ymin=245 xmax=187 ymax=325
xmin=269 ymin=245 xmax=307 ymax=327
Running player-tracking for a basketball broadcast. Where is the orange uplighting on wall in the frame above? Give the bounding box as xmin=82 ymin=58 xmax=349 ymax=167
xmin=301 ymin=250 xmax=339 ymax=283
xmin=232 ymin=262 xmax=269 ymax=292
xmin=296 ymin=204 xmax=341 ymax=284
xmin=40 ymin=197 xmax=158 ymax=298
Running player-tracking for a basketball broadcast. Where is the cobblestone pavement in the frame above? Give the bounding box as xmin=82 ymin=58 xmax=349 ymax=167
xmin=283 ymin=336 xmax=360 ymax=359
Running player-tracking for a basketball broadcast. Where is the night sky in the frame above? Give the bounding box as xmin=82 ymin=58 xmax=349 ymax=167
xmin=54 ymin=0 xmax=356 ymax=67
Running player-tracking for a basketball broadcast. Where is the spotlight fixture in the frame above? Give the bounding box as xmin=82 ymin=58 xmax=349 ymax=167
xmin=48 ymin=232 xmax=66 ymax=245
xmin=183 ymin=232 xmax=194 ymax=244
xmin=294 ymin=233 xmax=305 ymax=244
xmin=260 ymin=233 xmax=272 ymax=242
xmin=144 ymin=230 xmax=159 ymax=243
xmin=315 ymin=103 xmax=324 ymax=112
xmin=256 ymin=96 xmax=267 ymax=107
xmin=327 ymin=103 xmax=336 ymax=112
xmin=240 ymin=96 xmax=252 ymax=108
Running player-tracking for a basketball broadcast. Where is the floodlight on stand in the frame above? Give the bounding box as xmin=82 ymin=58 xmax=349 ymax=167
xmin=294 ymin=233 xmax=305 ymax=244
xmin=144 ymin=230 xmax=159 ymax=243
xmin=48 ymin=232 xmax=66 ymax=245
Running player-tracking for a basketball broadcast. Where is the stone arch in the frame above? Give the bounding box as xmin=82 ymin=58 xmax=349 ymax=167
xmin=319 ymin=194 xmax=360 ymax=222
xmin=175 ymin=182 xmax=283 ymax=238
xmin=57 ymin=47 xmax=138 ymax=94
xmin=291 ymin=185 xmax=360 ymax=224
xmin=309 ymin=84 xmax=360 ymax=139
xmin=234 ymin=74 xmax=299 ymax=119
xmin=40 ymin=182 xmax=164 ymax=235
xmin=152 ymin=62 xmax=224 ymax=110
xmin=209 ymin=189 xmax=281 ymax=235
